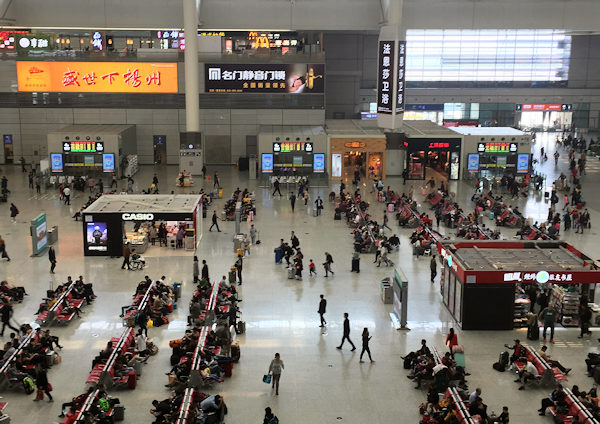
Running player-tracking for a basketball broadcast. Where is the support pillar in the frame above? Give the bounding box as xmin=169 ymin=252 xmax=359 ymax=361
xmin=182 ymin=0 xmax=202 ymax=164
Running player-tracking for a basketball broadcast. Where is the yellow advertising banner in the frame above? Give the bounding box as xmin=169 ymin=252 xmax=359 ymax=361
xmin=16 ymin=61 xmax=178 ymax=93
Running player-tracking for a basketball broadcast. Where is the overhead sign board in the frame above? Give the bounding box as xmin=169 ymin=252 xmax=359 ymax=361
xmin=516 ymin=104 xmax=572 ymax=112
xmin=205 ymin=63 xmax=324 ymax=93
xmin=17 ymin=61 xmax=178 ymax=93
xmin=376 ymin=40 xmax=395 ymax=115
xmin=63 ymin=141 xmax=104 ymax=153
xmin=477 ymin=142 xmax=518 ymax=153
xmin=273 ymin=141 xmax=313 ymax=153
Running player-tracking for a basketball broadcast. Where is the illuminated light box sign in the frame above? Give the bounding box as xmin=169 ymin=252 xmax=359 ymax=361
xmin=273 ymin=141 xmax=313 ymax=153
xmin=313 ymin=154 xmax=325 ymax=173
xmin=63 ymin=141 xmax=104 ymax=153
xmin=477 ymin=142 xmax=518 ymax=154
xmin=517 ymin=154 xmax=529 ymax=173
xmin=50 ymin=153 xmax=63 ymax=173
xmin=16 ymin=61 xmax=178 ymax=93
xmin=516 ymin=103 xmax=572 ymax=112
xmin=467 ymin=154 xmax=479 ymax=172
xmin=261 ymin=153 xmax=273 ymax=173
xmin=205 ymin=63 xmax=324 ymax=93
xmin=103 ymin=153 xmax=115 ymax=173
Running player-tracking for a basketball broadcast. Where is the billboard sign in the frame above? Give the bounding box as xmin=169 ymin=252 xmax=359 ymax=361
xmin=377 ymin=40 xmax=395 ymax=114
xmin=50 ymin=153 xmax=63 ymax=173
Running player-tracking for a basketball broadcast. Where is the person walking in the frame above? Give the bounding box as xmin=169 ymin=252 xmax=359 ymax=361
xmin=213 ymin=172 xmax=220 ymax=189
xmin=268 ymin=353 xmax=284 ymax=395
xmin=193 ymin=256 xmax=200 ymax=284
xmin=539 ymin=304 xmax=558 ymax=343
xmin=382 ymin=211 xmax=392 ymax=231
xmin=48 ymin=246 xmax=57 ymax=274
xmin=359 ymin=328 xmax=375 ymax=363
xmin=235 ymin=254 xmax=243 ymax=285
xmin=0 ymin=301 xmax=19 ymax=336
xmin=272 ymin=178 xmax=282 ymax=196
xmin=0 ymin=235 xmax=9 ymax=261
xmin=318 ymin=294 xmax=327 ymax=327
xmin=337 ymin=313 xmax=356 ymax=350
xmin=202 ymin=164 xmax=207 ymax=180
xmin=111 ymin=174 xmax=118 ymax=188
xmin=33 ymin=364 xmax=53 ymax=402
xmin=35 ymin=176 xmax=41 ymax=194
xmin=579 ymin=303 xmax=592 ymax=338
xmin=402 ymin=168 xmax=408 ymax=185
xmin=201 ymin=259 xmax=209 ymax=282
xmin=9 ymin=203 xmax=18 ymax=223
xmin=209 ymin=211 xmax=221 ymax=232
xmin=323 ymin=252 xmax=334 ymax=277
xmin=28 ymin=172 xmax=34 ymax=189
xmin=63 ymin=186 xmax=71 ymax=205
xmin=314 ymin=196 xmax=323 ymax=216
xmin=152 ymin=174 xmax=159 ymax=189
xmin=20 ymin=157 xmax=26 ymax=173
xmin=121 ymin=242 xmax=131 ymax=270
xmin=98 ymin=179 xmax=104 ymax=194
xmin=430 ymin=255 xmax=437 ymax=283
xmin=263 ymin=407 xmax=279 ymax=424
xmin=289 ymin=192 xmax=296 ymax=212
xmin=249 ymin=224 xmax=257 ymax=244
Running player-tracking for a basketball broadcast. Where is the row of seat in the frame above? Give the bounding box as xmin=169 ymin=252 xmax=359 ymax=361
xmin=513 ymin=346 xmax=566 ymax=388
xmin=35 ymin=284 xmax=85 ymax=326
xmin=548 ymin=388 xmax=600 ymax=424
xmin=122 ymin=282 xmax=156 ymax=326
xmin=446 ymin=387 xmax=477 ymax=424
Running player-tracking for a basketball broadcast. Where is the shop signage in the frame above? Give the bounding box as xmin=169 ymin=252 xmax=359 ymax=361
xmin=395 ymin=41 xmax=406 ymax=114
xmin=517 ymin=154 xmax=529 ymax=173
xmin=0 ymin=30 xmax=29 ymax=50
xmin=205 ymin=63 xmax=324 ymax=93
xmin=16 ymin=61 xmax=178 ymax=93
xmin=50 ymin=153 xmax=63 ymax=173
xmin=102 ymin=153 xmax=115 ymax=173
xmin=344 ymin=142 xmax=366 ymax=149
xmin=273 ymin=141 xmax=313 ymax=153
xmin=406 ymin=104 xmax=444 ymax=111
xmin=332 ymin=153 xmax=342 ymax=178
xmin=313 ymin=154 xmax=325 ymax=173
xmin=503 ymin=271 xmax=572 ymax=283
xmin=467 ymin=154 xmax=480 ymax=172
xmin=63 ymin=141 xmax=104 ymax=153
xmin=428 ymin=142 xmax=449 ymax=149
xmin=92 ymin=32 xmax=103 ymax=51
xmin=16 ymin=34 xmax=52 ymax=52
xmin=262 ymin=153 xmax=273 ymax=173
xmin=122 ymin=213 xmax=154 ymax=221
xmin=376 ymin=40 xmax=394 ymax=115
xmin=360 ymin=112 xmax=377 ymax=120
xmin=477 ymin=142 xmax=518 ymax=154
xmin=516 ymin=104 xmax=572 ymax=112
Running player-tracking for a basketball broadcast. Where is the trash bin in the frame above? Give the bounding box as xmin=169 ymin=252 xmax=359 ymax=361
xmin=47 ymin=225 xmax=58 ymax=245
xmin=381 ymin=279 xmax=392 ymax=304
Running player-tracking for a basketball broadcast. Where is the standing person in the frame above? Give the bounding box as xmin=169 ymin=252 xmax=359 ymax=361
xmin=152 ymin=174 xmax=159 ymax=189
xmin=201 ymin=164 xmax=207 ymax=179
xmin=249 ymin=224 xmax=257 ymax=245
xmin=382 ymin=211 xmax=392 ymax=231
xmin=314 ymin=196 xmax=323 ymax=216
xmin=9 ymin=203 xmax=18 ymax=223
xmin=309 ymin=259 xmax=316 ymax=276
xmin=213 ymin=172 xmax=220 ymax=189
xmin=445 ymin=328 xmax=458 ymax=354
xmin=121 ymin=242 xmax=131 ymax=270
xmin=272 ymin=178 xmax=282 ymax=196
xmin=28 ymin=172 xmax=34 ymax=189
xmin=48 ymin=246 xmax=57 ymax=274
xmin=268 ymin=353 xmax=284 ymax=395
xmin=98 ymin=179 xmax=104 ymax=194
xmin=318 ymin=294 xmax=327 ymax=327
xmin=63 ymin=186 xmax=71 ymax=205
xmin=209 ymin=211 xmax=221 ymax=232
xmin=242 ymin=234 xmax=250 ymax=256
xmin=539 ymin=304 xmax=558 ymax=343
xmin=290 ymin=231 xmax=300 ymax=251
xmin=1 ymin=176 xmax=7 ymax=194
xmin=35 ymin=176 xmax=41 ymax=194
xmin=192 ymin=256 xmax=200 ymax=284
xmin=579 ymin=303 xmax=592 ymax=338
xmin=289 ymin=192 xmax=296 ymax=212
xmin=0 ymin=301 xmax=18 ymax=336
xmin=0 ymin=235 xmax=9 ymax=261
xmin=263 ymin=407 xmax=278 ymax=424
xmin=235 ymin=254 xmax=243 ymax=285
xmin=430 ymin=255 xmax=437 ymax=283
xmin=336 ymin=313 xmax=356 ymax=351
xmin=359 ymin=328 xmax=374 ymax=363
xmin=111 ymin=173 xmax=118 ymax=188
xmin=20 ymin=157 xmax=26 ymax=173
xmin=402 ymin=168 xmax=408 ymax=185
xmin=201 ymin=259 xmax=209 ymax=282
xmin=33 ymin=364 xmax=53 ymax=402
xmin=323 ymin=252 xmax=334 ymax=277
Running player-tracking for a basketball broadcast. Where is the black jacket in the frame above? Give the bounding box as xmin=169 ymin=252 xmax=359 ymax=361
xmin=318 ymin=299 xmax=326 ymax=314
xmin=343 ymin=318 xmax=350 ymax=336
xmin=201 ymin=264 xmax=209 ymax=280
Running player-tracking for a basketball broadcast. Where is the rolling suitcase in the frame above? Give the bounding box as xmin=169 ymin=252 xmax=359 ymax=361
xmin=351 ymin=258 xmax=360 ymax=272
xmin=499 ymin=351 xmax=509 ymax=368
xmin=237 ymin=321 xmax=246 ymax=334
xmin=127 ymin=370 xmax=137 ymax=389
xmin=231 ymin=342 xmax=240 ymax=362
xmin=312 ymin=208 xmax=318 ymax=217
xmin=229 ymin=270 xmax=237 ymax=284
xmin=113 ymin=405 xmax=125 ymax=421
xmin=274 ymin=248 xmax=283 ymax=263
xmin=287 ymin=267 xmax=295 ymax=279
xmin=527 ymin=325 xmax=540 ymax=341
xmin=454 ymin=352 xmax=466 ymax=368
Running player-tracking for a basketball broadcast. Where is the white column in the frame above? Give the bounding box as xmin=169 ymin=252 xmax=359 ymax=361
xmin=183 ymin=0 xmax=200 ymax=133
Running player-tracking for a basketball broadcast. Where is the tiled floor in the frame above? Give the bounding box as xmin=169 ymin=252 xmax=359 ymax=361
xmin=2 ymin=133 xmax=600 ymax=423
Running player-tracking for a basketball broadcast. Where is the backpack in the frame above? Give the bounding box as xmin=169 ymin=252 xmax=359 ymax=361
xmin=499 ymin=351 xmax=509 ymax=368
xmin=492 ymin=362 xmax=505 ymax=372
xmin=98 ymin=397 xmax=110 ymax=412
xmin=268 ymin=416 xmax=279 ymax=424
xmin=23 ymin=376 xmax=35 ymax=394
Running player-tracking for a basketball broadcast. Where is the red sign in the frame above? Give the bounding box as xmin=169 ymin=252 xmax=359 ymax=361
xmin=520 ymin=104 xmax=561 ymax=111
xmin=428 ymin=142 xmax=449 ymax=149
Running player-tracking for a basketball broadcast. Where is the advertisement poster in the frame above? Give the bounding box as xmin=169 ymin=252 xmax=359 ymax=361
xmin=84 ymin=155 xmax=95 ymax=166
xmin=17 ymin=61 xmax=178 ymax=93
xmin=102 ymin=153 xmax=115 ymax=173
xmin=313 ymin=153 xmax=325 ymax=173
xmin=377 ymin=40 xmax=395 ymax=114
xmin=261 ymin=153 xmax=273 ymax=173
xmin=87 ymin=223 xmax=108 ymax=251
xmin=293 ymin=156 xmax=303 ymax=166
xmin=395 ymin=41 xmax=406 ymax=114
xmin=517 ymin=154 xmax=529 ymax=173
xmin=467 ymin=154 xmax=479 ymax=172
xmin=205 ymin=63 xmax=324 ymax=93
xmin=50 ymin=153 xmax=63 ymax=173
xmin=33 ymin=213 xmax=48 ymax=255
xmin=332 ymin=153 xmax=342 ymax=178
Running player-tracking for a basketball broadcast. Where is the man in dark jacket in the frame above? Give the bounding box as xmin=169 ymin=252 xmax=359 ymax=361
xmin=121 ymin=243 xmax=131 ymax=270
xmin=336 ymin=312 xmax=356 ymax=350
xmin=209 ymin=211 xmax=221 ymax=232
xmin=318 ymin=295 xmax=327 ymax=327
xmin=201 ymin=260 xmax=209 ymax=281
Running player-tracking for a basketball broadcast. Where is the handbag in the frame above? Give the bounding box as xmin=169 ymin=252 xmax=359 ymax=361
xmin=47 ymin=383 xmax=53 ymax=392
xmin=263 ymin=374 xmax=272 ymax=384
xmin=147 ymin=319 xmax=153 ymax=328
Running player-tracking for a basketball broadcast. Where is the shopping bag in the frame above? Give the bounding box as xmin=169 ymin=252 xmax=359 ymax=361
xmin=262 ymin=374 xmax=272 ymax=384
xmin=47 ymin=383 xmax=53 ymax=392
xmin=147 ymin=319 xmax=153 ymax=328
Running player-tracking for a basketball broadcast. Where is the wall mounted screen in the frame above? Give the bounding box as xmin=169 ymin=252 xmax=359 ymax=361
xmin=406 ymin=30 xmax=570 ymax=84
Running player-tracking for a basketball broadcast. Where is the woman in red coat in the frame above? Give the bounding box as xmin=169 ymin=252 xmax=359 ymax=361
xmin=445 ymin=327 xmax=458 ymax=355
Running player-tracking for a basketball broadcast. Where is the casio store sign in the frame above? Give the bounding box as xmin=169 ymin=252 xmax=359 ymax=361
xmin=122 ymin=213 xmax=154 ymax=221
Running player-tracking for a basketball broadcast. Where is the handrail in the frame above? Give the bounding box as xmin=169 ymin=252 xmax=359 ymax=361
xmin=0 ymin=331 xmax=35 ymax=375
xmin=73 ymin=389 xmax=100 ymax=423
xmin=176 ymin=387 xmax=196 ymax=424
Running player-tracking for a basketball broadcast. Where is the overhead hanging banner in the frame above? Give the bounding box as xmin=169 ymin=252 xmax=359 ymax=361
xmin=204 ymin=63 xmax=324 ymax=93
xmin=395 ymin=41 xmax=406 ymax=114
xmin=376 ymin=40 xmax=395 ymax=115
xmin=16 ymin=61 xmax=178 ymax=93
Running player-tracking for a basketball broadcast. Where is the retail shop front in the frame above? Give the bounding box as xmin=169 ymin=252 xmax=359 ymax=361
xmin=437 ymin=240 xmax=600 ymax=331
xmin=81 ymin=195 xmax=202 ymax=257
xmin=405 ymin=138 xmax=462 ymax=181
xmin=329 ymin=137 xmax=386 ymax=180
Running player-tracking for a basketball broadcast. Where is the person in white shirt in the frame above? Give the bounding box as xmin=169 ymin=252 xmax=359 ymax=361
xmin=220 ymin=275 xmax=230 ymax=289
xmin=63 ymin=187 xmax=71 ymax=205
xmin=514 ymin=358 xmax=539 ymax=390
xmin=135 ymin=328 xmax=148 ymax=358
xmin=469 ymin=388 xmax=482 ymax=404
